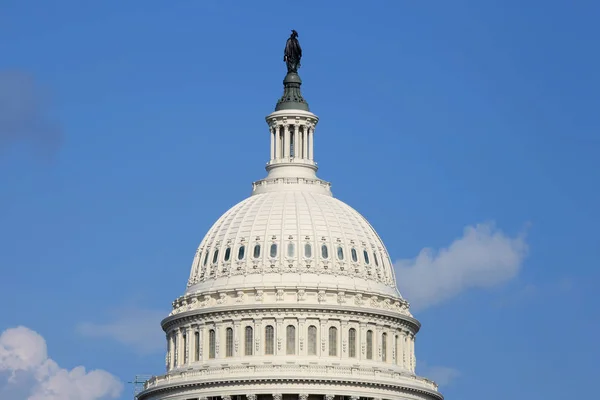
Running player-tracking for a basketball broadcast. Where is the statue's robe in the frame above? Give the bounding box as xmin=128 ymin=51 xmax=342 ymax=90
xmin=284 ymin=37 xmax=302 ymax=72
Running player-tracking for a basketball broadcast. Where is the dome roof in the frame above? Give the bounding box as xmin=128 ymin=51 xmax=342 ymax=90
xmin=186 ymin=189 xmax=401 ymax=298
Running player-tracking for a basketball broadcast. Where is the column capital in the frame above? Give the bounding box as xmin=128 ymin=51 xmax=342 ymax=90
xmin=272 ymin=393 xmax=283 ymax=400
xmin=325 ymin=394 xmax=335 ymax=400
xmin=299 ymin=394 xmax=309 ymax=400
xmin=247 ymin=395 xmax=257 ymax=400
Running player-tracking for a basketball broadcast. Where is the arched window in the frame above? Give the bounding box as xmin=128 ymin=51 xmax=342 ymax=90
xmin=290 ymin=129 xmax=295 ymax=157
xmin=307 ymin=325 xmax=317 ymax=355
xmin=265 ymin=325 xmax=274 ymax=355
xmin=348 ymin=328 xmax=357 ymax=358
xmin=212 ymin=249 xmax=219 ymax=264
xmin=363 ymin=250 xmax=370 ymax=265
xmin=226 ymin=327 xmax=233 ymax=357
xmin=253 ymin=244 xmax=261 ymax=259
xmin=287 ymin=242 xmax=295 ymax=258
xmin=286 ymin=325 xmax=296 ymax=355
xmin=173 ymin=333 xmax=178 ymax=366
xmin=304 ymin=243 xmax=312 ymax=258
xmin=337 ymin=246 xmax=344 ymax=260
xmin=183 ymin=332 xmax=188 ymax=364
xmin=366 ymin=330 xmax=373 ymax=360
xmin=382 ymin=332 xmax=387 ymax=361
xmin=321 ymin=244 xmax=329 ymax=259
xmin=194 ymin=332 xmax=200 ymax=361
xmin=270 ymin=243 xmax=278 ymax=258
xmin=394 ymin=335 xmax=399 ymax=365
xmin=238 ymin=245 xmax=245 ymax=260
xmin=351 ymin=248 xmax=358 ymax=262
xmin=245 ymin=326 xmax=253 ymax=356
xmin=203 ymin=251 xmax=209 ymax=266
xmin=374 ymin=252 xmax=379 ymax=267
xmin=208 ymin=329 xmax=216 ymax=359
xmin=224 ymin=247 xmax=231 ymax=262
xmin=328 ymin=327 xmax=338 ymax=356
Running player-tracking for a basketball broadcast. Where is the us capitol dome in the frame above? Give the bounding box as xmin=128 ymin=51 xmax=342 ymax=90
xmin=138 ymin=31 xmax=443 ymax=400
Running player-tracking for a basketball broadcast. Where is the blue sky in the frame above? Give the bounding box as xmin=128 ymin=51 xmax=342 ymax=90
xmin=1 ymin=0 xmax=599 ymax=399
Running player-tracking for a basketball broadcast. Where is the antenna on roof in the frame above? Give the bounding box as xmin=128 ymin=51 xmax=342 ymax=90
xmin=128 ymin=375 xmax=152 ymax=399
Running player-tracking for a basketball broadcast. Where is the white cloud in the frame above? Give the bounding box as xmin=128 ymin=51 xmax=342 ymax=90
xmin=0 ymin=326 xmax=122 ymax=400
xmin=77 ymin=308 xmax=167 ymax=354
xmin=419 ymin=364 xmax=461 ymax=386
xmin=395 ymin=222 xmax=528 ymax=310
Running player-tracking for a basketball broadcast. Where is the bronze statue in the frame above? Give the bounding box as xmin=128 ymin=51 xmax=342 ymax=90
xmin=284 ymin=30 xmax=302 ymax=73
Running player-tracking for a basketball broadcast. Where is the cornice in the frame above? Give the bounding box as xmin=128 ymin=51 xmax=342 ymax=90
xmin=161 ymin=304 xmax=421 ymax=333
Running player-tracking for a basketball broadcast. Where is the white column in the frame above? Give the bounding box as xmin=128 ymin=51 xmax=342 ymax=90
xmin=234 ymin=322 xmax=241 ymax=357
xmin=168 ymin=333 xmax=175 ymax=370
xmin=359 ymin=323 xmax=366 ymax=361
xmin=299 ymin=318 xmax=306 ymax=356
xmin=396 ymin=331 xmax=403 ymax=366
xmin=403 ymin=331 xmax=409 ymax=369
xmin=274 ymin=126 xmax=281 ymax=159
xmin=189 ymin=326 xmax=196 ymax=363
xmin=410 ymin=333 xmax=416 ymax=372
xmin=308 ymin=127 xmax=314 ymax=160
xmin=198 ymin=325 xmax=204 ymax=362
xmin=341 ymin=321 xmax=348 ymax=359
xmin=283 ymin=125 xmax=290 ymax=158
xmin=302 ymin=126 xmax=308 ymax=159
xmin=177 ymin=329 xmax=184 ymax=367
xmin=293 ymin=124 xmax=299 ymax=159
xmin=270 ymin=126 xmax=275 ymax=160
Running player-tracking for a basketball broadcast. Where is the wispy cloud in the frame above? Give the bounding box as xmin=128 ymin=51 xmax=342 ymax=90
xmin=0 ymin=326 xmax=122 ymax=400
xmin=77 ymin=308 xmax=167 ymax=355
xmin=395 ymin=222 xmax=528 ymax=310
xmin=0 ymin=71 xmax=63 ymax=159
xmin=419 ymin=364 xmax=461 ymax=386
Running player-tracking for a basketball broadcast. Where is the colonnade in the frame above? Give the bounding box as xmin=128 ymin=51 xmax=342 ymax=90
xmin=166 ymin=318 xmax=416 ymax=373
xmin=269 ymin=123 xmax=314 ymax=162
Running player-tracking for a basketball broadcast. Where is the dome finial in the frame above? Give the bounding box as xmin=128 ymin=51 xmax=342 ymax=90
xmin=276 ymin=30 xmax=309 ymax=111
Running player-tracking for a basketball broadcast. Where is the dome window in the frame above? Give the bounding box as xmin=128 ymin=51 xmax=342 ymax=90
xmin=382 ymin=332 xmax=387 ymax=361
xmin=366 ymin=330 xmax=373 ymax=360
xmin=203 ymin=251 xmax=209 ymax=266
xmin=287 ymin=242 xmax=295 ymax=258
xmin=238 ymin=245 xmax=246 ymax=260
xmin=328 ymin=327 xmax=338 ymax=356
xmin=270 ymin=243 xmax=278 ymax=258
xmin=225 ymin=327 xmax=233 ymax=357
xmin=348 ymin=328 xmax=357 ymax=358
xmin=212 ymin=249 xmax=219 ymax=264
xmin=245 ymin=326 xmax=253 ymax=356
xmin=307 ymin=325 xmax=317 ymax=355
xmin=321 ymin=244 xmax=329 ymax=259
xmin=265 ymin=325 xmax=275 ymax=355
xmin=304 ymin=243 xmax=312 ymax=258
xmin=351 ymin=248 xmax=358 ymax=262
xmin=286 ymin=325 xmax=296 ymax=355
xmin=337 ymin=246 xmax=344 ymax=260
xmin=253 ymin=244 xmax=261 ymax=259
xmin=208 ymin=329 xmax=216 ymax=359
xmin=374 ymin=252 xmax=379 ymax=267
xmin=363 ymin=250 xmax=370 ymax=264
xmin=224 ymin=247 xmax=231 ymax=262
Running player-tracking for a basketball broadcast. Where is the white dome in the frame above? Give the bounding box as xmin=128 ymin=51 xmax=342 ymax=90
xmin=186 ymin=189 xmax=401 ymax=299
